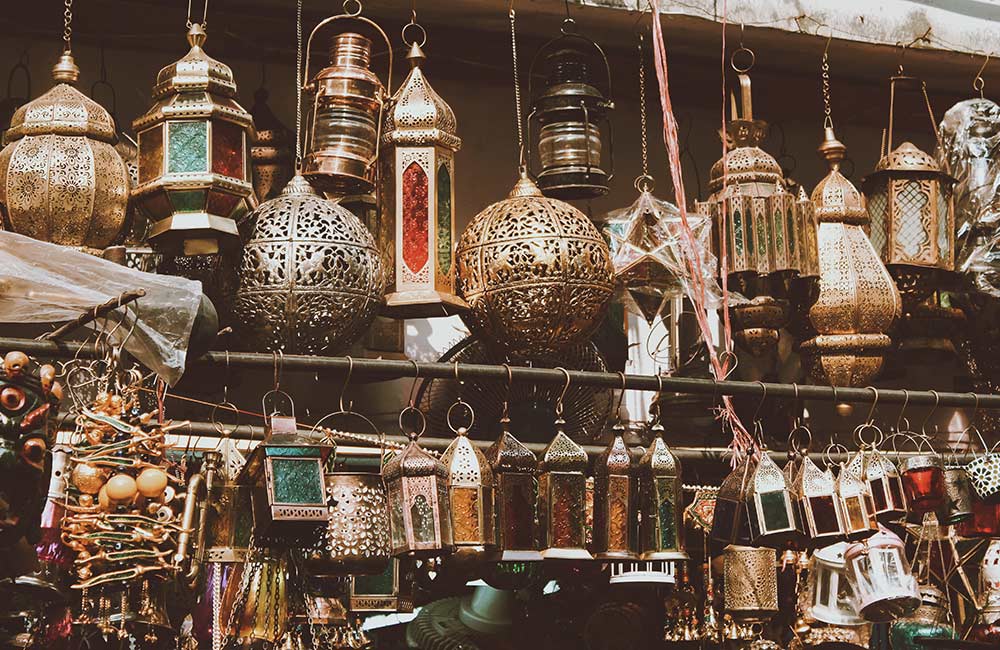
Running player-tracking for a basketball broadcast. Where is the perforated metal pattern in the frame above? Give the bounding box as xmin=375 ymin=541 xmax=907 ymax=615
xmin=485 ymin=429 xmax=537 ymax=473
xmin=641 ymin=434 xmax=678 ymax=478
xmin=752 ymin=453 xmax=787 ymax=493
xmin=384 ymin=439 xmax=447 ymax=481
xmin=441 ymin=433 xmax=494 ymax=488
xmin=540 ymin=430 xmax=588 ymax=472
xmin=7 ymin=82 xmax=115 ymax=140
xmin=723 ymin=545 xmax=778 ymax=619
xmin=798 ymin=456 xmax=835 ymax=497
xmin=382 ymin=49 xmax=460 ymax=151
xmin=318 ymin=473 xmax=391 ymax=571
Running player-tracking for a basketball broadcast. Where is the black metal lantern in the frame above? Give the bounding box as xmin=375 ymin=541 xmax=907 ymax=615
xmin=527 ymin=18 xmax=614 ymax=200
xmin=711 ymin=454 xmax=754 ymax=546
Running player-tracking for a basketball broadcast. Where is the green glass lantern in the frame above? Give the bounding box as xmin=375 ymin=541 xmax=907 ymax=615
xmin=746 ymin=452 xmax=801 ymax=547
xmin=639 ymin=424 xmax=688 ymax=561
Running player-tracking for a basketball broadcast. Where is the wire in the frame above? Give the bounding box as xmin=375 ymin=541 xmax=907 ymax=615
xmin=509 ymin=2 xmax=526 ymax=170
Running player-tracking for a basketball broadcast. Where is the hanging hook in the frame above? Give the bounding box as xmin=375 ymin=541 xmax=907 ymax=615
xmin=554 ymin=367 xmax=571 ymax=419
xmin=751 ymin=381 xmax=767 ymax=424
xmin=651 ymin=374 xmax=663 ymax=424
xmin=921 ymin=390 xmax=940 ymax=437
xmin=864 ymin=386 xmax=879 ymax=425
xmin=967 ymin=391 xmax=981 ymax=428
xmin=501 ymin=363 xmax=513 ymax=422
xmin=896 ymin=388 xmax=911 ymax=432
xmin=338 ymin=356 xmax=353 ymax=413
xmin=406 ymin=359 xmax=420 ymax=407
xmin=974 ymin=52 xmax=991 ymax=98
xmin=561 ymin=0 xmax=576 ymax=33
xmin=614 ymin=371 xmax=627 ymax=425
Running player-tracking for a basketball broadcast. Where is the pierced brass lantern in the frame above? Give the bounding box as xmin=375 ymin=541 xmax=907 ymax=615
xmin=863 ymin=76 xmax=955 ymax=311
xmin=801 ymin=128 xmax=901 ymax=387
xmin=593 ymin=426 xmax=638 ymax=561
xmin=250 ymin=87 xmax=294 ymax=202
xmin=797 ymin=455 xmax=846 ymax=546
xmin=379 ymin=41 xmax=466 ymax=318
xmin=0 ymin=52 xmax=129 ymax=252
xmin=132 ymin=24 xmax=255 ymax=256
xmin=385 ymin=431 xmax=454 ymax=558
xmin=526 ymin=20 xmax=614 ymax=200
xmin=746 ymin=452 xmax=802 ymax=548
xmin=835 ymin=458 xmax=879 ymax=541
xmin=441 ymin=424 xmax=498 ymax=567
xmin=639 ymin=424 xmax=688 ymax=561
xmin=723 ymin=544 xmax=778 ymax=623
xmin=537 ymin=421 xmax=592 ymax=560
xmin=485 ymin=416 xmax=541 ymax=562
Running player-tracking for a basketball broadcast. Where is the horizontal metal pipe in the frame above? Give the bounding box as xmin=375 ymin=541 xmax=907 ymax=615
xmin=6 ymin=335 xmax=997 ymax=410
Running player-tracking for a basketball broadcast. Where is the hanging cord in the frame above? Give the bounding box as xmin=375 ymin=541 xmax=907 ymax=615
xmin=294 ymin=0 xmax=303 ymax=171
xmin=509 ymin=2 xmax=526 ymax=170
xmin=63 ymin=0 xmax=73 ymax=52
xmin=635 ymin=33 xmax=653 ymax=191
xmin=186 ymin=0 xmax=209 ymax=29
xmin=821 ymin=35 xmax=833 ymax=129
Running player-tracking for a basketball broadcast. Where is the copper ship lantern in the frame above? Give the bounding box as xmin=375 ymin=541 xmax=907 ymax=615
xmin=802 ymin=128 xmax=901 ymax=386
xmin=639 ymin=423 xmax=688 ymax=561
xmin=380 ymin=36 xmax=466 ymax=318
xmin=835 ymin=457 xmax=879 ymax=540
xmin=746 ymin=452 xmax=802 ymax=547
xmin=796 ymin=455 xmax=847 ymax=546
xmin=593 ymin=425 xmax=638 ymax=561
xmin=723 ymin=544 xmax=778 ymax=623
xmin=250 ymin=87 xmax=294 ymax=202
xmin=385 ymin=423 xmax=454 ymax=558
xmin=132 ymin=23 xmax=255 ymax=256
xmin=302 ymin=7 xmax=391 ymax=196
xmin=485 ymin=415 xmax=541 ymax=562
xmin=526 ymin=18 xmax=614 ymax=200
xmin=537 ymin=421 xmax=592 ymax=560
xmin=441 ymin=415 xmax=498 ymax=568
xmin=863 ymin=76 xmax=955 ymax=312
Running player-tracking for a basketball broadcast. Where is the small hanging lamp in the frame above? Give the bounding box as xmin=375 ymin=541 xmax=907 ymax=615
xmin=639 ymin=421 xmax=688 ymax=561
xmin=796 ymin=455 xmax=846 ymax=546
xmin=711 ymin=453 xmax=754 ymax=546
xmin=843 ymin=526 xmax=920 ymax=622
xmin=845 ymin=435 xmax=907 ymax=524
xmin=835 ymin=457 xmax=879 ymax=541
xmin=746 ymin=451 xmax=802 ymax=548
xmin=593 ymin=422 xmax=639 ymax=561
xmin=806 ymin=542 xmax=863 ymax=626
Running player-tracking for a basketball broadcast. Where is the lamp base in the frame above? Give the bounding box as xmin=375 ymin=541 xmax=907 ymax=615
xmin=540 ymin=547 xmax=593 ymax=561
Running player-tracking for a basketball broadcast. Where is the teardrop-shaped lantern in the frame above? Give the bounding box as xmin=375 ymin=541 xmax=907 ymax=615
xmin=593 ymin=425 xmax=638 ymax=561
xmin=537 ymin=421 xmax=591 ymax=560
xmin=639 ymin=424 xmax=688 ymax=561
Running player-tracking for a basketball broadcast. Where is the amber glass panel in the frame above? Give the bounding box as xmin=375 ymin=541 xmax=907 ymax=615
xmin=212 ymin=120 xmax=245 ymax=180
xmin=549 ymin=473 xmax=585 ymax=549
xmin=845 ymin=496 xmax=866 ymax=531
xmin=450 ymin=486 xmax=480 ymax=543
xmin=808 ymin=495 xmax=840 ymax=535
xmin=402 ymin=162 xmax=429 ymax=274
xmin=604 ymin=475 xmax=631 ymax=551
xmin=138 ymin=126 xmax=163 ymax=184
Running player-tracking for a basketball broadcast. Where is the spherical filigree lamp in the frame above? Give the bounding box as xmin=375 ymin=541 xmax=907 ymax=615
xmin=234 ymin=175 xmax=384 ymax=354
xmin=456 ymin=171 xmax=614 ymax=353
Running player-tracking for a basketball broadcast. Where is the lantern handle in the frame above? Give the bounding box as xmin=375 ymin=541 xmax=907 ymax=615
xmin=853 ymin=422 xmax=884 ymax=450
xmin=446 ymin=398 xmax=474 ymax=434
xmin=310 ymin=409 xmax=381 ymax=439
xmin=822 ymin=442 xmax=849 ymax=469
xmin=5 ymin=49 xmax=31 ymax=101
xmin=885 ymin=74 xmax=941 ymax=157
xmin=209 ymin=400 xmax=240 ymax=438
xmin=527 ymin=27 xmax=614 ymax=107
xmin=398 ymin=404 xmax=427 ymax=440
xmin=787 ymin=422 xmax=811 ymax=455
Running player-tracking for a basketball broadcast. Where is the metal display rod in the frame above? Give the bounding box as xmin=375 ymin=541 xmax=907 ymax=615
xmin=5 ymin=336 xmax=997 ymax=409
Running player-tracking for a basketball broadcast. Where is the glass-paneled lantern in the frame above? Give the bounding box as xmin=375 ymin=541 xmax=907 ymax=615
xmin=835 ymin=458 xmax=879 ymax=541
xmin=485 ymin=417 xmax=541 ymax=562
xmin=385 ymin=432 xmax=454 ymax=559
xmin=940 ymin=465 xmax=973 ymax=524
xmin=380 ymin=41 xmax=466 ymax=318
xmin=723 ymin=544 xmax=778 ymax=623
xmin=843 ymin=526 xmax=920 ymax=622
xmin=807 ymin=542 xmax=863 ymax=626
xmin=711 ymin=454 xmax=755 ymax=546
xmin=746 ymin=452 xmax=801 ymax=547
xmin=537 ymin=423 xmax=592 ymax=560
xmin=441 ymin=424 xmax=497 ymax=567
xmin=850 ymin=448 xmax=907 ymax=523
xmin=639 ymin=425 xmax=688 ymax=561
xmin=593 ymin=427 xmax=638 ymax=561
xmin=527 ymin=20 xmax=614 ymax=200
xmin=132 ymin=24 xmax=255 ymax=256
xmin=899 ymin=454 xmax=945 ymax=514
xmin=797 ymin=455 xmax=846 ymax=546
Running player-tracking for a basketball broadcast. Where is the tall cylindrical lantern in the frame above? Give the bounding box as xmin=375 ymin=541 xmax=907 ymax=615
xmin=379 ymin=40 xmax=466 ymax=319
xmin=485 ymin=416 xmax=541 ymax=562
xmin=132 ymin=24 xmax=255 ymax=256
xmin=537 ymin=422 xmax=592 ymax=560
xmin=441 ymin=423 xmax=497 ymax=568
xmin=639 ymin=424 xmax=688 ymax=561
xmin=723 ymin=545 xmax=778 ymax=623
xmin=384 ymin=431 xmax=454 ymax=559
xmin=593 ymin=426 xmax=638 ymax=561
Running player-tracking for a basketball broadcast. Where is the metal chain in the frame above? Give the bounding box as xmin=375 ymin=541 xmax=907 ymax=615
xmin=821 ymin=47 xmax=833 ymax=129
xmin=186 ymin=0 xmax=209 ymax=29
xmin=638 ymin=34 xmax=649 ymax=179
xmin=63 ymin=0 xmax=73 ymax=52
xmin=295 ymin=0 xmax=304 ymax=170
xmin=211 ymin=563 xmax=222 ymax=650
xmin=509 ymin=5 xmax=526 ymax=169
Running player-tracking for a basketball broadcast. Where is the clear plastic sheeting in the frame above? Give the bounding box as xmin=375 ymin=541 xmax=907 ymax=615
xmin=937 ymin=98 xmax=1000 ymax=294
xmin=604 ymin=190 xmax=723 ymax=323
xmin=0 ymin=231 xmax=202 ymax=385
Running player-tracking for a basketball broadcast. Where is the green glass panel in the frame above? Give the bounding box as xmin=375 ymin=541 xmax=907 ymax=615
xmin=759 ymin=490 xmax=790 ymax=531
xmin=270 ymin=458 xmax=324 ymax=504
xmin=354 ymin=560 xmax=396 ymax=596
xmin=266 ymin=446 xmax=322 ymax=458
xmin=437 ymin=165 xmax=453 ymax=273
xmin=756 ymin=213 xmax=768 ymax=261
xmin=656 ymin=478 xmax=677 ymax=549
xmin=733 ymin=209 xmax=744 ymax=253
xmin=787 ymin=209 xmax=796 ymax=255
xmin=167 ymin=121 xmax=209 ymax=174
xmin=170 ymin=189 xmax=207 ymax=213
xmin=773 ymin=209 xmax=784 ymax=251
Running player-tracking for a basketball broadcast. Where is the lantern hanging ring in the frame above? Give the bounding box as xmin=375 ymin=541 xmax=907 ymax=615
xmin=554 ymin=367 xmax=571 ymax=418
xmin=446 ymin=397 xmax=475 ymax=433
xmin=401 ymin=21 xmax=427 ymax=48
xmin=343 ymin=0 xmax=362 ymax=17
xmin=634 ymin=174 xmax=655 ymax=193
xmin=730 ymin=46 xmax=755 ymax=74
xmin=210 ymin=400 xmax=240 ymax=438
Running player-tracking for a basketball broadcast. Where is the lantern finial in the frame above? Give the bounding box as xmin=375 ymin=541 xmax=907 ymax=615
xmin=51 ymin=52 xmax=80 ymax=84
xmin=187 ymin=23 xmax=208 ymax=49
xmin=406 ymin=41 xmax=426 ymax=67
xmin=817 ymin=126 xmax=846 ymax=170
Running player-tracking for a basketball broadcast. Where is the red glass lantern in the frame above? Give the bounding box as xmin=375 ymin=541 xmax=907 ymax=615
xmin=957 ymin=492 xmax=1000 ymax=538
xmin=899 ymin=455 xmax=945 ymax=514
xmin=537 ymin=421 xmax=591 ymax=560
xmin=593 ymin=426 xmax=638 ymax=561
xmin=485 ymin=416 xmax=541 ymax=562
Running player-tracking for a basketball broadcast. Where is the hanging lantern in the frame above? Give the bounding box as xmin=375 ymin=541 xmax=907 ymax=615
xmin=846 ymin=446 xmax=907 ymax=523
xmin=132 ymin=24 xmax=255 ymax=256
xmin=441 ymin=417 xmax=498 ymax=568
xmin=788 ymin=185 xmax=821 ymax=340
xmin=219 ymin=553 xmax=289 ymax=646
xmin=250 ymin=87 xmax=294 ymax=202
xmin=796 ymin=455 xmax=846 ymax=546
xmin=835 ymin=457 xmax=879 ymax=541
xmin=456 ymin=171 xmax=614 ymax=354
xmin=593 ymin=425 xmax=638 ymax=561
xmin=899 ymin=454 xmax=946 ymax=514
xmin=863 ymin=76 xmax=955 ymax=312
xmin=537 ymin=421 xmax=592 ymax=560
xmin=801 ymin=128 xmax=901 ymax=386
xmin=938 ymin=465 xmax=973 ymax=524
xmin=806 ymin=542 xmax=863 ymax=626
xmin=639 ymin=424 xmax=688 ymax=561
xmin=0 ymin=52 xmax=129 ymax=252
xmin=384 ymin=425 xmax=454 ymax=558
xmin=233 ymin=174 xmax=385 ymax=354
xmin=201 ymin=447 xmax=253 ymax=564
xmin=302 ymin=7 xmax=391 ymax=195
xmin=745 ymin=452 xmax=802 ymax=547
xmin=723 ymin=545 xmax=778 ymax=623
xmin=887 ymin=585 xmax=956 ymax=649
xmin=957 ymin=490 xmax=1000 ymax=538
xmin=526 ymin=19 xmax=614 ymax=200
xmin=843 ymin=526 xmax=920 ymax=622
xmin=379 ymin=38 xmax=466 ymax=318
xmin=711 ymin=454 xmax=754 ymax=546
xmin=485 ymin=416 xmax=541 ymax=562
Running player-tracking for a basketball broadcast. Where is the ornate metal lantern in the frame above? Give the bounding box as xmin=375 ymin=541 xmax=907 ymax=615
xmin=639 ymin=424 xmax=688 ymax=561
xmin=746 ymin=452 xmax=801 ymax=547
xmin=863 ymin=76 xmax=955 ymax=311
xmin=593 ymin=426 xmax=638 ymax=561
xmin=723 ymin=544 xmax=778 ymax=623
xmin=485 ymin=415 xmax=541 ymax=562
xmin=899 ymin=454 xmax=946 ymax=514
xmin=250 ymin=87 xmax=294 ymax=202
xmin=711 ymin=454 xmax=754 ymax=546
xmin=843 ymin=526 xmax=920 ymax=622
xmin=302 ymin=8 xmax=391 ymax=196
xmin=0 ymin=52 xmax=129 ymax=252
xmin=455 ymin=171 xmax=614 ymax=354
xmin=796 ymin=455 xmax=846 ymax=546
xmin=132 ymin=23 xmax=255 ymax=256
xmin=806 ymin=542 xmax=863 ymax=626
xmin=441 ymin=417 xmax=497 ymax=568
xmin=379 ymin=39 xmax=466 ymax=318
xmin=234 ymin=174 xmax=385 ymax=354
xmin=835 ymin=458 xmax=879 ymax=540
xmin=939 ymin=465 xmax=973 ymax=524
xmin=846 ymin=446 xmax=907 ymax=524
xmin=526 ymin=19 xmax=614 ymax=200
xmin=384 ymin=428 xmax=454 ymax=558
xmin=801 ymin=128 xmax=901 ymax=386
xmin=537 ymin=421 xmax=592 ymax=560
xmin=888 ymin=585 xmax=956 ymax=649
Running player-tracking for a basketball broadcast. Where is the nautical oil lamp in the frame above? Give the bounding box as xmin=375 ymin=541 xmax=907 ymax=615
xmin=379 ymin=32 xmax=466 ymax=318
xmin=807 ymin=542 xmax=863 ymax=626
xmin=745 ymin=452 xmax=802 ymax=547
xmin=593 ymin=425 xmax=638 ymax=561
xmin=537 ymin=420 xmax=592 ymax=560
xmin=639 ymin=423 xmax=688 ymax=561
xmin=835 ymin=457 xmax=879 ymax=540
xmin=711 ymin=454 xmax=754 ymax=546
xmin=797 ymin=455 xmax=846 ymax=546
xmin=723 ymin=545 xmax=778 ymax=623
xmin=485 ymin=413 xmax=541 ymax=562
xmin=527 ymin=18 xmax=614 ymax=200
xmin=132 ymin=23 xmax=255 ymax=256
xmin=899 ymin=453 xmax=946 ymax=514
xmin=843 ymin=526 xmax=920 ymax=622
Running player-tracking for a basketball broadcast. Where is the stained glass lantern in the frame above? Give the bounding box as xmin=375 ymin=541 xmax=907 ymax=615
xmin=835 ymin=458 xmax=879 ymax=541
xmin=899 ymin=454 xmax=946 ymax=514
xmin=957 ymin=491 xmax=1000 ymax=538
xmin=237 ymin=432 xmax=334 ymax=542
xmin=384 ymin=430 xmax=454 ymax=559
xmin=0 ymin=52 xmax=129 ymax=252
xmin=379 ymin=41 xmax=466 ymax=319
xmin=593 ymin=426 xmax=638 ymax=561
xmin=807 ymin=542 xmax=863 ymax=626
xmin=723 ymin=544 xmax=778 ymax=623
xmin=797 ymin=455 xmax=846 ymax=546
xmin=639 ymin=425 xmax=688 ymax=561
xmin=711 ymin=454 xmax=754 ymax=546
xmin=843 ymin=526 xmax=920 ymax=622
xmin=537 ymin=422 xmax=592 ymax=560
xmin=863 ymin=76 xmax=955 ymax=312
xmin=746 ymin=452 xmax=802 ymax=548
xmin=441 ymin=422 xmax=497 ymax=568
xmin=846 ymin=447 xmax=907 ymax=524
xmin=485 ymin=416 xmax=541 ymax=562
xmin=527 ymin=19 xmax=614 ymax=200
xmin=249 ymin=87 xmax=294 ymax=202
xmin=132 ymin=24 xmax=255 ymax=256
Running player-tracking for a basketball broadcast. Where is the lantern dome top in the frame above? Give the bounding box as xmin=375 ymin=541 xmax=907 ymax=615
xmin=384 ymin=438 xmax=447 ymax=481
xmin=874 ymin=141 xmax=941 ymax=174
xmin=153 ymin=24 xmax=238 ymax=100
xmin=540 ymin=428 xmax=587 ymax=472
xmin=844 ymin=525 xmax=904 ymax=561
xmin=835 ymin=460 xmax=866 ymax=496
xmin=752 ymin=453 xmax=788 ymax=492
xmin=6 ymin=55 xmax=116 ymax=143
xmin=640 ymin=433 xmax=679 ymax=477
xmin=812 ymin=127 xmax=866 ymax=225
xmin=485 ymin=424 xmax=536 ymax=473
xmin=797 ymin=455 xmax=835 ymax=497
xmin=441 ymin=429 xmax=494 ymax=487
xmin=383 ymin=42 xmax=460 ymax=151
xmin=595 ymin=429 xmax=633 ymax=477
xmin=708 ymin=146 xmax=783 ymax=192
xmin=718 ymin=455 xmax=755 ymax=500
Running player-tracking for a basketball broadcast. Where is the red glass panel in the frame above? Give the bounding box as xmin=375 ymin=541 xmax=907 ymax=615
xmin=402 ymin=162 xmax=429 ymax=274
xmin=902 ymin=466 xmax=945 ymax=513
xmin=211 ymin=120 xmax=245 ymax=180
xmin=207 ymin=190 xmax=241 ymax=219
xmin=138 ymin=126 xmax=163 ymax=184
